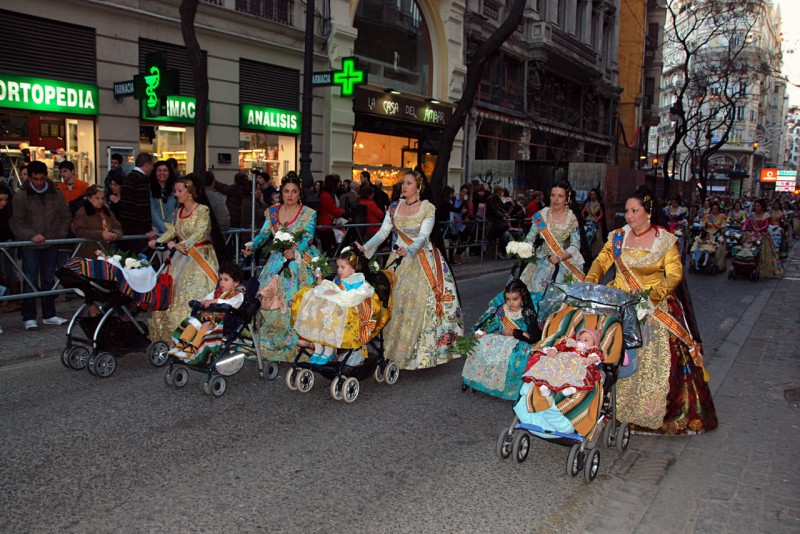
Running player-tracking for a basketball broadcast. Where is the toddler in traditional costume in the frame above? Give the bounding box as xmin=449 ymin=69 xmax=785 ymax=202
xmin=168 ymin=263 xmax=245 ymax=364
xmin=523 ymin=328 xmax=605 ymax=396
xmin=291 ymin=248 xmax=385 ymax=366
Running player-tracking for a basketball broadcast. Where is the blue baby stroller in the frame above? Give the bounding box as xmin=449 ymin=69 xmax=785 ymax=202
xmin=495 ymin=283 xmax=642 ymax=482
xmin=163 ymin=277 xmax=279 ymax=397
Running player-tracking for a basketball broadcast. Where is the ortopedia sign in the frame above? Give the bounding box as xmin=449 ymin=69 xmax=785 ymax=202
xmin=240 ymin=105 xmax=301 ymax=134
xmin=0 ymin=73 xmax=98 ymax=115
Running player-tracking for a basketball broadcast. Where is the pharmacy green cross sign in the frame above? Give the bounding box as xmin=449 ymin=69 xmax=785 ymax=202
xmin=311 ymin=56 xmax=367 ymax=97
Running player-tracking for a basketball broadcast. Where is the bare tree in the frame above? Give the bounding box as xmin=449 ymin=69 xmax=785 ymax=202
xmin=429 ymin=0 xmax=526 ymax=201
xmin=180 ymin=0 xmax=208 ymax=175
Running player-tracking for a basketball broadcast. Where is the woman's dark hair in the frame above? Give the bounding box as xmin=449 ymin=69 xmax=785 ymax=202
xmin=551 ymin=179 xmax=574 ymax=205
xmin=733 ymin=201 xmax=742 ymax=210
xmin=753 ymin=199 xmax=767 ymax=212
xmin=313 ymin=180 xmax=323 ymax=192
xmin=710 ymin=202 xmax=721 ymax=212
xmin=551 ymin=178 xmax=593 ymax=270
xmin=181 ymin=173 xmax=230 ymax=263
xmin=359 ymin=185 xmax=374 ymax=199
xmin=628 ymin=185 xmax=667 ymax=227
xmin=280 ymin=173 xmax=304 ymax=202
xmin=338 ymin=248 xmax=367 ymax=274
xmin=323 ymin=173 xmax=340 ymax=195
xmin=109 ymin=174 xmax=124 ymax=187
xmin=504 ymin=279 xmax=541 ymax=343
xmin=218 ymin=262 xmax=243 ymax=283
xmin=149 ymin=161 xmax=176 ymax=199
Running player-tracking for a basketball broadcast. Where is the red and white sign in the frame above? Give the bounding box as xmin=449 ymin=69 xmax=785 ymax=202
xmin=760 ymin=168 xmax=778 ymax=182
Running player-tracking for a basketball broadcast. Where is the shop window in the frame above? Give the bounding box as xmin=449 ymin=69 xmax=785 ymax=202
xmin=352 ymin=130 xmax=420 ymax=187
xmin=39 ymin=119 xmax=65 ymax=139
xmin=0 ymin=113 xmax=29 ymax=140
xmin=239 ymin=131 xmax=297 ymax=185
xmin=354 ymin=0 xmax=432 ymax=96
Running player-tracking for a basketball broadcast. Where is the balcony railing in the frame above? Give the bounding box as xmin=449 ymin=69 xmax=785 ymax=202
xmin=235 ymin=0 xmax=293 ymax=25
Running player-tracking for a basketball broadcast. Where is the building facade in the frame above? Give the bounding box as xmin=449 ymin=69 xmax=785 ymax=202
xmin=463 ymin=0 xmax=621 ymax=192
xmin=0 ymin=0 xmax=466 ymax=190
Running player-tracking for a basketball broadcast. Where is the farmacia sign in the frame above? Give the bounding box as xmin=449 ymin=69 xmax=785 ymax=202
xmin=0 ymin=73 xmax=98 ymax=116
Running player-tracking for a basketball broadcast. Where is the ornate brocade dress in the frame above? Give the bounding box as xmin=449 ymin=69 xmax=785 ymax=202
xmin=252 ymin=204 xmax=320 ymax=361
xmin=149 ymin=204 xmax=219 ymax=343
xmin=586 ymin=226 xmax=717 ymax=435
xmin=362 ymin=200 xmax=463 ymax=370
xmin=519 ymin=207 xmax=584 ymax=305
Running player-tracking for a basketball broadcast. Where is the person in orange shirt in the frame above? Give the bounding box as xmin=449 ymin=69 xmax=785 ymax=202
xmin=56 ymin=160 xmax=89 ymax=210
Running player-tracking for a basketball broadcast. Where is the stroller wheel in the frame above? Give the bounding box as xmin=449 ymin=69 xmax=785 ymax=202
xmin=207 ymin=375 xmax=227 ymax=398
xmin=461 ymin=381 xmax=468 ymax=392
xmin=285 ymin=368 xmax=298 ymax=391
xmin=147 ymin=341 xmax=170 ymax=367
xmin=172 ymin=366 xmax=190 ymax=388
xmin=67 ymin=346 xmax=90 ymax=370
xmin=511 ymin=431 xmax=530 ymax=463
xmin=330 ymin=377 xmax=344 ymax=401
xmin=617 ymin=423 xmax=631 ymax=452
xmin=566 ymin=444 xmax=582 ymax=477
xmin=296 ymin=369 xmax=314 ymax=393
xmin=584 ymin=448 xmax=600 ymax=482
xmin=60 ymin=347 xmax=71 ymax=368
xmin=496 ymin=429 xmax=513 ymax=460
xmin=383 ymin=361 xmax=399 ymax=385
xmin=342 ymin=377 xmax=360 ymax=403
xmin=602 ymin=420 xmax=616 ymax=448
xmin=94 ymin=352 xmax=117 ymax=378
xmin=164 ymin=368 xmax=174 ymax=386
xmin=265 ymin=362 xmax=280 ymax=381
xmin=374 ymin=364 xmax=385 ymax=383
xmin=87 ymin=353 xmax=99 ymax=376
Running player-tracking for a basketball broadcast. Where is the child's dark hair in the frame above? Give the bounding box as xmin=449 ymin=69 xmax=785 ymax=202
xmin=338 ymin=248 xmax=368 ymax=274
xmin=504 ymin=279 xmax=541 ymax=343
xmin=218 ymin=262 xmax=243 ymax=283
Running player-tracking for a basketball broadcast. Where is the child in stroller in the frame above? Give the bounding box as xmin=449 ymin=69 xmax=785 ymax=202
xmin=163 ymin=265 xmax=279 ymax=397
xmin=728 ymin=232 xmax=761 ymax=281
xmin=690 ymin=230 xmax=725 ymax=274
xmin=496 ymin=282 xmax=640 ymax=482
xmin=287 ymin=248 xmax=396 ymax=403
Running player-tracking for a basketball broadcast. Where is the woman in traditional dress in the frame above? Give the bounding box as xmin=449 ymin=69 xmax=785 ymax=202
xmin=768 ymin=199 xmax=789 ymax=259
xmin=244 ymin=174 xmax=319 ymax=362
xmin=518 ymin=181 xmax=586 ymax=306
xmin=585 ymin=185 xmax=717 ymax=435
xmin=148 ymin=175 xmax=227 ymax=343
xmin=356 ymin=170 xmax=463 ymax=370
xmin=743 ymin=199 xmax=783 ymax=278
xmin=727 ymin=200 xmax=747 ymax=228
xmin=582 ymin=188 xmax=606 ymax=257
xmin=664 ymin=197 xmax=689 ymax=259
xmin=699 ymin=201 xmax=728 ymax=272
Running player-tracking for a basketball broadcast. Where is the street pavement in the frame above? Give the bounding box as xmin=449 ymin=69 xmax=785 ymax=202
xmin=1 ymin=248 xmax=798 ymax=532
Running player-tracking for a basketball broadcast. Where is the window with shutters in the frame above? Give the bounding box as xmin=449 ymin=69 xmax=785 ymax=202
xmin=239 ymin=59 xmax=300 ymax=110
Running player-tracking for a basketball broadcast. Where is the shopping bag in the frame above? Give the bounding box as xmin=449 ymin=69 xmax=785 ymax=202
xmin=149 ymin=266 xmax=174 ymax=311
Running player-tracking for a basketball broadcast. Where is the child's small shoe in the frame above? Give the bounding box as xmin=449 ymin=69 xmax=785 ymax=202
xmin=168 ymin=346 xmax=181 ymax=355
xmin=308 ymin=353 xmax=323 ymax=365
xmin=175 ymin=351 xmax=187 ymax=359
xmin=318 ymin=352 xmax=336 ymax=364
xmin=539 ymin=384 xmax=551 ymax=397
xmin=562 ymin=387 xmax=577 ymax=396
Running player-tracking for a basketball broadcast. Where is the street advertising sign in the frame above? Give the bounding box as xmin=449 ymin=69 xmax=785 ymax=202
xmin=354 ymin=87 xmax=452 ymax=128
xmin=776 ymin=169 xmax=797 ymax=192
xmin=759 ymin=168 xmax=778 ymax=182
xmin=140 ymin=95 xmax=207 ymax=124
xmin=312 ymin=57 xmax=367 ymax=97
xmin=0 ymin=72 xmax=98 ymax=115
xmin=240 ymin=105 xmax=301 ymax=134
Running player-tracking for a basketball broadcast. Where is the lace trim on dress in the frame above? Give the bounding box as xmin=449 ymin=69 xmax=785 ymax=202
xmin=620 ymin=225 xmax=678 ymax=268
xmin=502 ymin=304 xmax=523 ymax=320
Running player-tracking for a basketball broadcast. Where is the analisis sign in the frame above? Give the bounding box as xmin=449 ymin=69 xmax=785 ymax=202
xmin=240 ymin=105 xmax=301 ymax=134
xmin=0 ymin=73 xmax=98 ymax=115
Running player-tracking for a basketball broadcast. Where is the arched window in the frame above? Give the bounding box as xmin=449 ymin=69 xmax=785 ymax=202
xmin=353 ymin=0 xmax=432 ymax=96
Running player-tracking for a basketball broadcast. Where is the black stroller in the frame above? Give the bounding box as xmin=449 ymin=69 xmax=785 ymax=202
xmin=163 ymin=277 xmax=279 ymax=397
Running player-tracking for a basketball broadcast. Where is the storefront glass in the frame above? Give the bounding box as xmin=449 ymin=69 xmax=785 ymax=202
xmin=351 ymin=130 xmax=436 ymax=187
xmin=139 ymin=125 xmax=193 ymax=174
xmin=239 ymin=132 xmax=297 ymax=186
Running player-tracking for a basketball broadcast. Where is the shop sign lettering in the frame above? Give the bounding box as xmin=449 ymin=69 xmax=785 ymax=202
xmin=140 ymin=95 xmax=205 ymax=125
xmin=240 ymin=105 xmax=301 ymax=134
xmin=353 ymin=87 xmax=452 ymax=128
xmin=0 ymin=73 xmax=98 ymax=115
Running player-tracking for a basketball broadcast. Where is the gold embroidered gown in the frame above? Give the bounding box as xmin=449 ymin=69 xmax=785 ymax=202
xmin=586 ymin=226 xmax=717 ymax=435
xmin=149 ymin=204 xmax=219 ymax=343
xmin=362 ymin=201 xmax=463 ymax=370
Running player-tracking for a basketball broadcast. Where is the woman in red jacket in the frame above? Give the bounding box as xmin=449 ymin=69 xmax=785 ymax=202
xmin=358 ymin=185 xmax=385 ymax=239
xmin=317 ymin=174 xmax=344 ymax=255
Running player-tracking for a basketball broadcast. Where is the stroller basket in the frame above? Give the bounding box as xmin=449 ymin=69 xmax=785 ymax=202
xmin=538 ymin=282 xmax=643 ymax=349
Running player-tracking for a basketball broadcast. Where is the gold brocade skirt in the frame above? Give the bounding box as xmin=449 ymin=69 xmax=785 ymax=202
xmin=148 ymin=245 xmax=218 ymax=343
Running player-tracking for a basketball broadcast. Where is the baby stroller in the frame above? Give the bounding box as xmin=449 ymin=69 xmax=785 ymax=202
xmin=728 ymin=233 xmax=761 ymax=281
xmin=724 ymin=226 xmax=742 ymax=257
xmin=690 ymin=232 xmax=725 ymax=275
xmin=162 ymin=277 xmax=279 ymax=397
xmin=55 ymin=253 xmax=174 ymax=378
xmin=495 ymin=282 xmax=641 ymax=482
xmin=285 ymin=269 xmax=397 ymax=403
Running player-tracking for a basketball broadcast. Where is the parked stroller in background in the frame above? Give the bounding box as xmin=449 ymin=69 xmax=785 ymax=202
xmin=163 ymin=277 xmax=278 ymax=397
xmin=495 ymin=283 xmax=641 ymax=482
xmin=56 ymin=251 xmax=174 ymax=378
xmin=728 ymin=233 xmax=761 ymax=281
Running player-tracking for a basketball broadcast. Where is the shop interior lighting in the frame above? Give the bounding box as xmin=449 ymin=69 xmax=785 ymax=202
xmin=158 ymin=126 xmax=187 ymax=132
xmin=426 ymin=98 xmax=440 ymax=104
xmin=385 ymin=88 xmax=401 ymax=95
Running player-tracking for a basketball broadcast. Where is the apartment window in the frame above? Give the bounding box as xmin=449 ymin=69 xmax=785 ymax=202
xmin=235 ymin=0 xmax=293 ymax=25
xmin=647 ymin=23 xmax=659 ymax=51
xmin=644 ymin=77 xmax=655 ymax=108
xmin=576 ymin=1 xmax=587 ymax=40
xmin=736 ymin=106 xmax=745 ymax=121
xmin=750 ymin=109 xmax=756 ymax=121
xmin=557 ymin=0 xmax=566 ymax=28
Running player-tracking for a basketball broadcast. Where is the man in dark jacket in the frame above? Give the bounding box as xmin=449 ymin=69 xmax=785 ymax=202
xmin=103 ymin=153 xmax=125 ymax=193
xmin=9 ymin=161 xmax=72 ymax=330
xmin=117 ymin=152 xmax=155 ymax=252
xmin=216 ymin=172 xmax=249 ymax=227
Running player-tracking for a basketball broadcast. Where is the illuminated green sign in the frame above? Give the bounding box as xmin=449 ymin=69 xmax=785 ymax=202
xmin=240 ymin=105 xmax=301 ymax=134
xmin=0 ymin=73 xmax=98 ymax=115
xmin=333 ymin=57 xmax=365 ymax=97
xmin=144 ymin=66 xmax=161 ymax=108
xmin=140 ymin=95 xmax=202 ymax=124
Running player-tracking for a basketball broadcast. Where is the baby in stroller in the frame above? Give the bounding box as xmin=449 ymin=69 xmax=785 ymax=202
xmin=292 ymin=249 xmax=378 ymax=366
xmin=690 ymin=231 xmax=724 ymax=273
xmin=169 ymin=263 xmax=245 ymax=364
xmin=526 ymin=327 xmax=605 ymax=399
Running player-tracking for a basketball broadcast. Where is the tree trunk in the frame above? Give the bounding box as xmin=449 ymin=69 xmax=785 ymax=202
xmin=180 ymin=0 xmax=208 ymax=175
xmin=429 ymin=0 xmax=527 ymax=202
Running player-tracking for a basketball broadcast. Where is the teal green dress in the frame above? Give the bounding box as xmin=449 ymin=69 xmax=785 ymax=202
xmin=461 ymin=293 xmax=533 ymax=400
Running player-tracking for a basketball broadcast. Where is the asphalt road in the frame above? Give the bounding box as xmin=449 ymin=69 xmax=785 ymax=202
xmin=0 ymin=269 xmax=767 ymax=533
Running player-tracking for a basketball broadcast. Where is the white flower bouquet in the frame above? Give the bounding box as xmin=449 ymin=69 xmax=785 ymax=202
xmin=635 ymin=289 xmax=654 ymax=321
xmin=96 ymin=250 xmax=150 ymax=269
xmin=266 ymin=226 xmax=306 ymax=254
xmin=505 ymin=240 xmax=534 ymax=261
xmin=310 ymin=254 xmax=333 ymax=278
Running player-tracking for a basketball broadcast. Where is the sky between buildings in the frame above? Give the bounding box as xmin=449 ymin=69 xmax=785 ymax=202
xmin=778 ymin=0 xmax=799 ymax=106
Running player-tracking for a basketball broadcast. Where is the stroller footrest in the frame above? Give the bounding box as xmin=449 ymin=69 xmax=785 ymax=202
xmin=516 ymin=423 xmax=584 ymax=441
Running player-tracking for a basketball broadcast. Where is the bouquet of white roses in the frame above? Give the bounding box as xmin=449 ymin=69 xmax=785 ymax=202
xmin=368 ymin=259 xmax=381 ymax=274
xmin=634 ymin=289 xmax=654 ymax=321
xmin=310 ymin=254 xmax=333 ymax=278
xmin=96 ymin=250 xmax=151 ymax=270
xmin=266 ymin=226 xmax=306 ymax=254
xmin=505 ymin=240 xmax=534 ymax=261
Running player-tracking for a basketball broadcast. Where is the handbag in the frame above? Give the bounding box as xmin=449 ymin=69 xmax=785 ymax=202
xmin=148 ymin=263 xmax=174 ymax=311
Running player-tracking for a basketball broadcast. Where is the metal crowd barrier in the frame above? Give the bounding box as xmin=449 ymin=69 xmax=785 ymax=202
xmin=0 ymin=219 xmax=492 ymax=302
